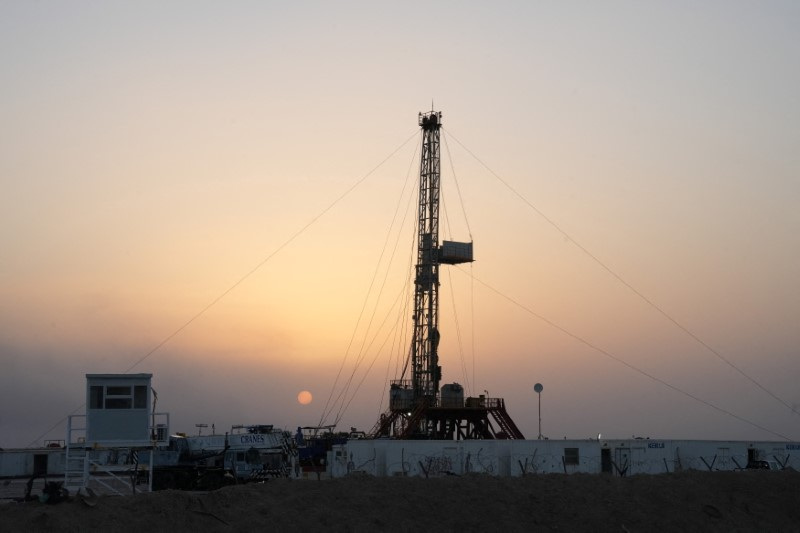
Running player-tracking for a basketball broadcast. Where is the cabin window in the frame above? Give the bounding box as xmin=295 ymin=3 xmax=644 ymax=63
xmin=246 ymin=448 xmax=261 ymax=464
xmin=105 ymin=397 xmax=133 ymax=409
xmin=134 ymin=386 xmax=147 ymax=408
xmin=564 ymin=448 xmax=580 ymax=465
xmin=89 ymin=384 xmax=148 ymax=409
xmin=90 ymin=386 xmax=104 ymax=409
xmin=107 ymin=386 xmax=131 ymax=396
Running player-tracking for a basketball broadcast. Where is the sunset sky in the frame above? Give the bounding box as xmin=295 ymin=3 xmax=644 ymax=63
xmin=1 ymin=2 xmax=798 ymax=447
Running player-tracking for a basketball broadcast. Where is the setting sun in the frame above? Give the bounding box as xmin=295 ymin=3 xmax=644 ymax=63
xmin=297 ymin=390 xmax=313 ymax=405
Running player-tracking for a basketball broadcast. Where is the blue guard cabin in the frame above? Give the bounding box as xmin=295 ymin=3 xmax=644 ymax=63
xmin=85 ymin=373 xmax=155 ymax=448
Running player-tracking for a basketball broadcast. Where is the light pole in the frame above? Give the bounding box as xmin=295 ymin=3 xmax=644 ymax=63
xmin=534 ymin=383 xmax=543 ymax=439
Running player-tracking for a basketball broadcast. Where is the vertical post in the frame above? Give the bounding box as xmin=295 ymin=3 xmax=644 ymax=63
xmin=64 ymin=415 xmax=71 ymax=487
xmin=150 ymin=429 xmax=156 ymax=492
xmin=538 ymin=395 xmax=542 ymax=439
xmin=83 ymin=445 xmax=90 ymax=488
xmin=534 ymin=383 xmax=543 ymax=439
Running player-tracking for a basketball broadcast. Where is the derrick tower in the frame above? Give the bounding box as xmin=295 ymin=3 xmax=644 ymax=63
xmin=370 ymin=111 xmax=524 ymax=440
xmin=412 ymin=110 xmax=445 ymax=404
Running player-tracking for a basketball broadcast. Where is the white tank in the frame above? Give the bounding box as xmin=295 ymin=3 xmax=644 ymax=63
xmin=440 ymin=383 xmax=464 ymax=408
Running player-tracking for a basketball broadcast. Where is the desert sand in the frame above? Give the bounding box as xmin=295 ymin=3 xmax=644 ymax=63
xmin=2 ymin=470 xmax=799 ymax=532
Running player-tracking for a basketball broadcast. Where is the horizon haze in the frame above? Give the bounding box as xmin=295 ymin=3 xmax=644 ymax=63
xmin=1 ymin=2 xmax=798 ymax=448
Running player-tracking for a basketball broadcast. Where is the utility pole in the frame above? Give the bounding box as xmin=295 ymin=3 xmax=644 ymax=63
xmin=534 ymin=383 xmax=543 ymax=439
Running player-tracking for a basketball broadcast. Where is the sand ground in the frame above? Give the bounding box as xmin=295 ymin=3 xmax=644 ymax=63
xmin=2 ymin=470 xmax=799 ymax=532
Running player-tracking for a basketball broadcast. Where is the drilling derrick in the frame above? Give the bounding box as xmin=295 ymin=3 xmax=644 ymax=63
xmin=370 ymin=111 xmax=524 ymax=440
xmin=413 ymin=110 xmax=444 ymax=405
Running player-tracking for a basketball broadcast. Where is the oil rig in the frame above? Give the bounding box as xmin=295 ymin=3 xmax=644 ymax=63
xmin=370 ymin=111 xmax=524 ymax=440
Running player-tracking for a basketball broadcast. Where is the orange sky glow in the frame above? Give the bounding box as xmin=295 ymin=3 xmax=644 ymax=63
xmin=1 ymin=2 xmax=799 ymax=447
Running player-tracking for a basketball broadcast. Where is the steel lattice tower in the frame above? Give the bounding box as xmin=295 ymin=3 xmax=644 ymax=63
xmin=370 ymin=110 xmax=523 ymax=440
xmin=413 ymin=110 xmax=443 ymax=404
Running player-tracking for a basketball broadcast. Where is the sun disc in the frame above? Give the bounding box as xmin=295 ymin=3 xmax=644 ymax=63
xmin=297 ymin=390 xmax=313 ymax=405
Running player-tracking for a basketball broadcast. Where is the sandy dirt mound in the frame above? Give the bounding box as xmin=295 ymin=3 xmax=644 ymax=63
xmin=2 ymin=470 xmax=799 ymax=532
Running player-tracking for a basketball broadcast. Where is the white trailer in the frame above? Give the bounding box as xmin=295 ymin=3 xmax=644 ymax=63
xmin=330 ymin=438 xmax=799 ymax=478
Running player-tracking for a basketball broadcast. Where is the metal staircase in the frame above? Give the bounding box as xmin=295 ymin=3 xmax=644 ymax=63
xmin=487 ymin=398 xmax=525 ymax=439
xmin=398 ymin=399 xmax=431 ymax=439
xmin=63 ymin=415 xmax=88 ymax=494
xmin=64 ymin=414 xmax=151 ymax=496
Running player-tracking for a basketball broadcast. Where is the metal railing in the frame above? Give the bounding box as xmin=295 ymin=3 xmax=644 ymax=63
xmin=64 ymin=414 xmax=169 ymax=494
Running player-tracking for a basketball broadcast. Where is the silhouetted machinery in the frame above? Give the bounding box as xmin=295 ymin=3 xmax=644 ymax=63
xmin=370 ymin=111 xmax=523 ymax=440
